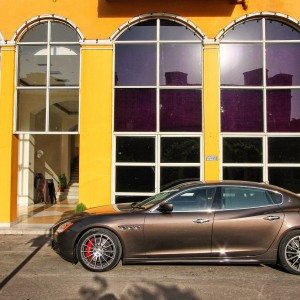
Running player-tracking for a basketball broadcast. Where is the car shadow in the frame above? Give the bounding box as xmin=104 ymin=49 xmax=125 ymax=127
xmin=80 ymin=276 xmax=200 ymax=300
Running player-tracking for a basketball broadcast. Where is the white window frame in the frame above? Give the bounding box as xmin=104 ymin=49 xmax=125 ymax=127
xmin=14 ymin=20 xmax=81 ymax=134
xmin=220 ymin=17 xmax=300 ymax=187
xmin=112 ymin=18 xmax=204 ymax=203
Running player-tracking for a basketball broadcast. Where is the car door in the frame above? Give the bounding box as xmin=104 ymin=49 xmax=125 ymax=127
xmin=212 ymin=186 xmax=284 ymax=257
xmin=144 ymin=186 xmax=216 ymax=258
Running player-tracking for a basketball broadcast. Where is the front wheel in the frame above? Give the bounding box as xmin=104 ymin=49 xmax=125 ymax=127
xmin=278 ymin=230 xmax=300 ymax=275
xmin=76 ymin=228 xmax=122 ymax=272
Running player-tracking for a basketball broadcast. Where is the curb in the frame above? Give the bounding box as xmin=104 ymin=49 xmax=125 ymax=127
xmin=0 ymin=225 xmax=52 ymax=235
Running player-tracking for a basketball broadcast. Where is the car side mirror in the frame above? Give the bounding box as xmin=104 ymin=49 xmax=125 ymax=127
xmin=158 ymin=202 xmax=173 ymax=214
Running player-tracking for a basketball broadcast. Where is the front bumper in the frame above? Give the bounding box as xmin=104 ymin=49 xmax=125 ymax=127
xmin=51 ymin=230 xmax=78 ymax=263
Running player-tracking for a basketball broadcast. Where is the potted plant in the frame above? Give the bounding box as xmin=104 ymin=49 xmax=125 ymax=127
xmin=58 ymin=174 xmax=67 ymax=192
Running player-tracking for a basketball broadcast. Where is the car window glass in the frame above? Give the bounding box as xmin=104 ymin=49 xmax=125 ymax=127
xmin=221 ymin=187 xmax=278 ymax=210
xmin=167 ymin=187 xmax=216 ymax=212
xmin=266 ymin=190 xmax=283 ymax=204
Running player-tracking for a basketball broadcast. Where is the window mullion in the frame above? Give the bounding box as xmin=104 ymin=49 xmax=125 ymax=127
xmin=45 ymin=21 xmax=51 ymax=133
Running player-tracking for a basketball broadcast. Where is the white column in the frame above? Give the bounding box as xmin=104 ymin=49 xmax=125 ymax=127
xmin=18 ymin=134 xmax=35 ymax=207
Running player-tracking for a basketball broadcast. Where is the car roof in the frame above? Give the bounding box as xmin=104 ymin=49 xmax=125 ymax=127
xmin=169 ymin=180 xmax=297 ymax=196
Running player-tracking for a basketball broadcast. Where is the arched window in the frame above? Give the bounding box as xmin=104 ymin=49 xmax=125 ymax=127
xmin=220 ymin=17 xmax=300 ymax=192
xmin=113 ymin=18 xmax=203 ymax=203
xmin=16 ymin=20 xmax=80 ymax=133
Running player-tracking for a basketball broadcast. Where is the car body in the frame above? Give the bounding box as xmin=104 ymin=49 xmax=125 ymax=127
xmin=51 ymin=180 xmax=300 ymax=274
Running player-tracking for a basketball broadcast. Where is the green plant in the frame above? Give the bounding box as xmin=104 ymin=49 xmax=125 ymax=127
xmin=58 ymin=174 xmax=67 ymax=191
xmin=75 ymin=203 xmax=87 ymax=213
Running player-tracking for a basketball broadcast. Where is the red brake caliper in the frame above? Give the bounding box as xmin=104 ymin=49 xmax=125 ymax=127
xmin=84 ymin=238 xmax=94 ymax=261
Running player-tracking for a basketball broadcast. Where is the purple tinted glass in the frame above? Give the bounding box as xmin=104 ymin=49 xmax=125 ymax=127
xmin=220 ymin=44 xmax=263 ymax=86
xmin=160 ymin=44 xmax=202 ymax=86
xmin=160 ymin=20 xmax=200 ymax=41
xmin=267 ymin=89 xmax=300 ymax=132
xmin=115 ymin=44 xmax=156 ymax=86
xmin=221 ymin=89 xmax=263 ymax=132
xmin=117 ymin=20 xmax=156 ymax=41
xmin=222 ymin=19 xmax=262 ymax=40
xmin=266 ymin=44 xmax=300 ymax=86
xmin=160 ymin=89 xmax=202 ymax=132
xmin=266 ymin=20 xmax=300 ymax=40
xmin=114 ymin=89 xmax=156 ymax=131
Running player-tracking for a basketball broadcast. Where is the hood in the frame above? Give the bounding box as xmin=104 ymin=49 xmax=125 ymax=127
xmin=85 ymin=203 xmax=134 ymax=215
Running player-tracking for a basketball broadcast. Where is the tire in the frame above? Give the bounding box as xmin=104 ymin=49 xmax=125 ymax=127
xmin=76 ymin=228 xmax=122 ymax=272
xmin=278 ymin=230 xmax=300 ymax=275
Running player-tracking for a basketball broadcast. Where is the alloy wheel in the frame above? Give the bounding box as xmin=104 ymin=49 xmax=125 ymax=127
xmin=80 ymin=233 xmax=117 ymax=270
xmin=284 ymin=235 xmax=300 ymax=272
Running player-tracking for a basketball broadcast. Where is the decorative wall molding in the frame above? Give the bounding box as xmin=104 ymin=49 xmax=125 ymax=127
xmin=110 ymin=12 xmax=207 ymax=41
xmin=11 ymin=14 xmax=85 ymax=42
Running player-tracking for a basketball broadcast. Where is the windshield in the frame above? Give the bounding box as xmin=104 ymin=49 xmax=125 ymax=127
xmin=133 ymin=190 xmax=178 ymax=208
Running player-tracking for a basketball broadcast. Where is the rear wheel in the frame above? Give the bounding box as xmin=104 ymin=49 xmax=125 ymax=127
xmin=76 ymin=228 xmax=122 ymax=272
xmin=278 ymin=230 xmax=300 ymax=275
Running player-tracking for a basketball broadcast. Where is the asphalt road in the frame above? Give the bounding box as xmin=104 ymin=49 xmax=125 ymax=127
xmin=0 ymin=235 xmax=299 ymax=300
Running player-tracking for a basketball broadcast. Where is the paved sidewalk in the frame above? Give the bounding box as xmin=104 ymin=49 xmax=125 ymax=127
xmin=0 ymin=235 xmax=300 ymax=300
xmin=0 ymin=202 xmax=76 ymax=234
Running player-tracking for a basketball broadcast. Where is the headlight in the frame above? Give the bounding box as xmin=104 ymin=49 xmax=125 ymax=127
xmin=55 ymin=221 xmax=73 ymax=235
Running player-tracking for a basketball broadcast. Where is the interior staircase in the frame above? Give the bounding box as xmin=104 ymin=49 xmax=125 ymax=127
xmin=64 ymin=159 xmax=79 ymax=203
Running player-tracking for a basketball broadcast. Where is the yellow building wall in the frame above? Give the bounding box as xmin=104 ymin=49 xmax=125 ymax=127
xmin=0 ymin=0 xmax=298 ymax=220
xmin=79 ymin=44 xmax=113 ymax=208
xmin=0 ymin=46 xmax=18 ymax=223
xmin=203 ymin=44 xmax=220 ymax=180
xmin=0 ymin=0 xmax=298 ymax=40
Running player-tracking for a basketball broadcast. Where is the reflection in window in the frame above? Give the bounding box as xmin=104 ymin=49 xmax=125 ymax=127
xmin=221 ymin=18 xmax=300 ymax=192
xmin=21 ymin=23 xmax=48 ymax=42
xmin=160 ymin=19 xmax=200 ymax=41
xmin=160 ymin=43 xmax=202 ymax=85
xmin=117 ymin=20 xmax=156 ymax=41
xmin=115 ymin=195 xmax=149 ymax=204
xmin=161 ymin=137 xmax=200 ymax=163
xmin=223 ymin=167 xmax=263 ymax=182
xmin=223 ymin=138 xmax=262 ymax=163
xmin=168 ymin=187 xmax=216 ymax=211
xmin=266 ymin=20 xmax=300 ymax=40
xmin=50 ymin=45 xmax=80 ymax=86
xmin=221 ymin=19 xmax=262 ymax=41
xmin=221 ymin=89 xmax=263 ymax=132
xmin=160 ymin=89 xmax=202 ymax=132
xmin=49 ymin=89 xmax=79 ymax=132
xmin=116 ymin=137 xmax=155 ymax=162
xmin=116 ymin=166 xmax=155 ymax=192
xmin=17 ymin=90 xmax=46 ymax=131
xmin=160 ymin=167 xmax=200 ymax=190
xmin=114 ymin=18 xmax=203 ymax=202
xmin=220 ymin=44 xmax=263 ymax=86
xmin=268 ymin=138 xmax=300 ymax=163
xmin=269 ymin=168 xmax=300 ymax=193
xmin=51 ymin=22 xmax=80 ymax=42
xmin=115 ymin=44 xmax=156 ymax=86
xmin=266 ymin=44 xmax=300 ymax=86
xmin=114 ymin=89 xmax=156 ymax=131
xmin=18 ymin=46 xmax=47 ymax=86
xmin=267 ymin=90 xmax=300 ymax=132
xmin=16 ymin=20 xmax=80 ymax=133
xmin=221 ymin=187 xmax=274 ymax=210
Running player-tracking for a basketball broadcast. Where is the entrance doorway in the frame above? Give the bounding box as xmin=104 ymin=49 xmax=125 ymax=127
xmin=17 ymin=134 xmax=79 ymax=225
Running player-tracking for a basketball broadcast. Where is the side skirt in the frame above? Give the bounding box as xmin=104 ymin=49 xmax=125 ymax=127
xmin=123 ymin=258 xmax=277 ymax=265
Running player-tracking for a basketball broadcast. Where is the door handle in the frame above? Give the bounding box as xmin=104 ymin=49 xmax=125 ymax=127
xmin=263 ymin=215 xmax=280 ymax=221
xmin=193 ymin=218 xmax=210 ymax=224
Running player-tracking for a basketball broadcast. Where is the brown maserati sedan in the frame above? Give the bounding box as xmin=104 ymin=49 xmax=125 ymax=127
xmin=52 ymin=181 xmax=300 ymax=274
